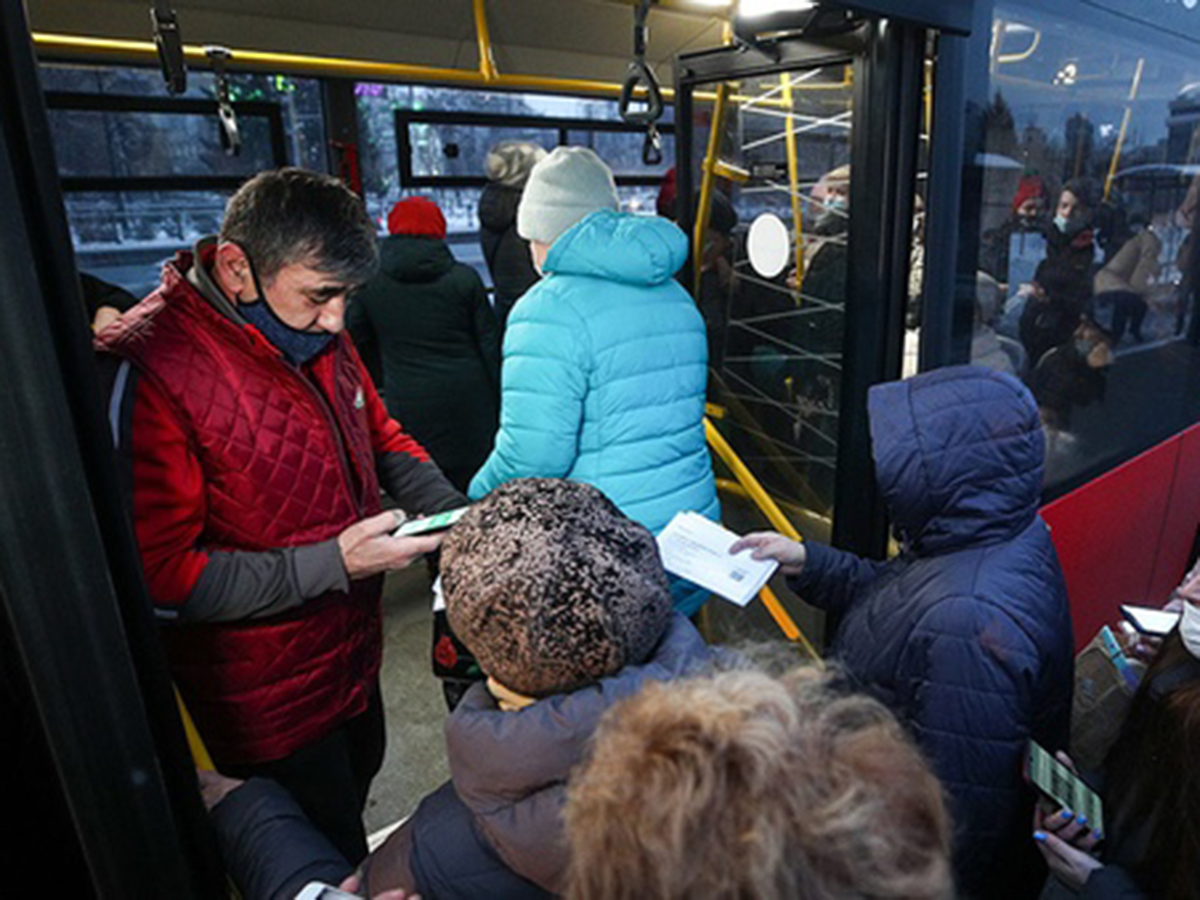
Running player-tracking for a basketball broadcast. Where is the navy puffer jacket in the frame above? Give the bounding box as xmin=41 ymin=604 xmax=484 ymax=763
xmin=790 ymin=365 xmax=1074 ymax=898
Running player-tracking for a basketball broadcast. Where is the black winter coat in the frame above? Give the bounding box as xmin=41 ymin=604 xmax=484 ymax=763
xmin=478 ymin=183 xmax=540 ymax=327
xmin=348 ymin=235 xmax=501 ymax=486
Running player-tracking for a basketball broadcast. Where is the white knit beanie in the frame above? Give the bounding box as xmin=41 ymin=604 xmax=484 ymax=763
xmin=484 ymin=141 xmax=548 ymax=188
xmin=517 ymin=146 xmax=620 ymax=245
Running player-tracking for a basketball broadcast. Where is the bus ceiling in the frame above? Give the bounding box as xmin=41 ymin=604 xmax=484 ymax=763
xmin=24 ymin=1 xmax=975 ymax=97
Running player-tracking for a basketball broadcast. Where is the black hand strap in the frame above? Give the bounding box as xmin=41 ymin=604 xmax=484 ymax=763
xmin=205 ymin=46 xmax=241 ymax=156
xmin=618 ymin=0 xmax=664 ymax=127
xmin=150 ymin=2 xmax=187 ymax=94
xmin=642 ymin=123 xmax=664 ymax=167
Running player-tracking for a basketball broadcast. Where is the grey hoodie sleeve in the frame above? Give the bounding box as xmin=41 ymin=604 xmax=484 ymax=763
xmin=377 ymin=451 xmax=468 ymax=514
xmin=176 ymin=540 xmax=348 ymax=623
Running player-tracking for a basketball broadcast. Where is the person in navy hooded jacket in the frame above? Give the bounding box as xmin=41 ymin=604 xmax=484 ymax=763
xmin=733 ymin=365 xmax=1075 ymax=899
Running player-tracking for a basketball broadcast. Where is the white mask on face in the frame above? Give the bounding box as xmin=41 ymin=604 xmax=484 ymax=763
xmin=1181 ymin=601 xmax=1200 ymax=660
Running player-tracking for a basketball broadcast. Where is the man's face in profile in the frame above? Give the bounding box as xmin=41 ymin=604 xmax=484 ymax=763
xmin=259 ymin=262 xmax=354 ymax=334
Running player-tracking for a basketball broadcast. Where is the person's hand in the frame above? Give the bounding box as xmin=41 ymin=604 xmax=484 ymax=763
xmin=338 ymin=511 xmax=444 ymax=580
xmin=728 ymin=532 xmax=807 ymax=576
xmin=1086 ymin=342 xmax=1114 ymax=368
xmin=1030 ymin=752 xmax=1104 ymax=890
xmin=1034 ymin=802 xmax=1103 ymax=891
xmin=196 ymin=767 xmax=244 ymax=812
xmin=338 ymin=871 xmax=420 ymax=899
xmin=1115 ymin=621 xmax=1162 ymax=663
xmin=91 ymin=305 xmax=123 ymax=333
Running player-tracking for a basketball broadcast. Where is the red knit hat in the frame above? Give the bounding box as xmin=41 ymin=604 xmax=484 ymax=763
xmin=1012 ymin=175 xmax=1046 ymax=213
xmin=387 ymin=197 xmax=447 ymax=238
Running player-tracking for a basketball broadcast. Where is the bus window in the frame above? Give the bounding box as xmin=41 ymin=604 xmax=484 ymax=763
xmin=42 ymin=63 xmax=326 ymax=301
xmin=356 ymin=83 xmax=677 ymax=282
xmin=969 ymin=4 xmax=1200 ymax=495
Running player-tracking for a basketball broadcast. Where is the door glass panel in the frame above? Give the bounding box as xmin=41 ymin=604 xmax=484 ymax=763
xmin=693 ymin=63 xmax=853 ymax=533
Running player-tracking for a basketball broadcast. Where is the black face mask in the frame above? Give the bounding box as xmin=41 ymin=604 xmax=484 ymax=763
xmin=239 ymin=255 xmax=335 ymax=366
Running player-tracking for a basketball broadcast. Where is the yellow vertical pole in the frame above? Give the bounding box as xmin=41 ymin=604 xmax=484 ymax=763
xmin=473 ymin=0 xmax=499 ymax=81
xmin=705 ymin=417 xmax=822 ymax=662
xmin=176 ymin=689 xmax=214 ymax=770
xmin=781 ymin=73 xmax=804 ymax=295
xmin=693 ymin=81 xmax=732 ymax=298
xmin=1104 ymin=57 xmax=1144 ymax=201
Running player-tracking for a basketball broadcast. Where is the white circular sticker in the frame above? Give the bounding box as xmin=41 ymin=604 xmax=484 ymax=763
xmin=747 ymin=213 xmax=791 ymax=279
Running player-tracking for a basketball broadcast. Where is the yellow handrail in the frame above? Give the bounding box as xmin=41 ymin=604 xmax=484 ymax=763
xmin=781 ymin=73 xmax=805 ymax=295
xmin=473 ymin=0 xmax=500 ymax=82
xmin=175 ymin=688 xmax=214 ymax=771
xmin=1104 ymin=58 xmax=1145 ymax=202
xmin=33 ymin=32 xmax=676 ymax=100
xmin=693 ymin=82 xmax=732 ymax=298
xmin=705 ymin=416 xmax=822 ymax=664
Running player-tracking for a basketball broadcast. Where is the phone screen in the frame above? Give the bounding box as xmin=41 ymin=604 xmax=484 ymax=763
xmin=1120 ymin=604 xmax=1180 ymax=636
xmin=393 ymin=506 xmax=469 ymax=538
xmin=1028 ymin=742 xmax=1104 ymax=834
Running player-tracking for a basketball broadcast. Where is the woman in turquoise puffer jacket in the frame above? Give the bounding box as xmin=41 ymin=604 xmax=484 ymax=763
xmin=468 ymin=147 xmax=719 ymax=614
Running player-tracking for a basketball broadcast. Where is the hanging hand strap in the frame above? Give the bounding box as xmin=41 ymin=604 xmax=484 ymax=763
xmin=150 ymin=2 xmax=187 ymax=94
xmin=619 ymin=0 xmax=664 ymax=127
xmin=642 ymin=122 xmax=664 ymax=166
xmin=205 ymin=46 xmax=241 ymax=157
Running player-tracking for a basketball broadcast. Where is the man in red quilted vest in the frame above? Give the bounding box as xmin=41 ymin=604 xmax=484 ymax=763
xmin=96 ymin=168 xmax=467 ymax=864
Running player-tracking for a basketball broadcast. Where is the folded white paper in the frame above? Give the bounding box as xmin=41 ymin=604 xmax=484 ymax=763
xmin=431 ymin=575 xmax=445 ymax=613
xmin=656 ymin=512 xmax=778 ymax=606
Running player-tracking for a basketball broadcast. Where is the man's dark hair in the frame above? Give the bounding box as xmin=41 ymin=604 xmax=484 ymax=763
xmin=219 ymin=167 xmax=379 ymax=285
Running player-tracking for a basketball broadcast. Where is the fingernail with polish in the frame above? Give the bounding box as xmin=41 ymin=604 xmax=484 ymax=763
xmin=1058 ymin=808 xmax=1074 ymax=820
xmin=1033 ymin=831 xmax=1047 ymax=842
xmin=1076 ymin=814 xmax=1088 ymax=826
xmin=1092 ymin=829 xmax=1104 ymax=841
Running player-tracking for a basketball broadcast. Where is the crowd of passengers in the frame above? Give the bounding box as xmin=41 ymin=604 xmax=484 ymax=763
xmin=89 ymin=144 xmax=1199 ymax=899
xmin=975 ymin=173 xmax=1196 ymax=447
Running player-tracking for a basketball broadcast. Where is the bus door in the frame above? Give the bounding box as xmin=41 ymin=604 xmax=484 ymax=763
xmin=675 ymin=4 xmax=964 ymax=564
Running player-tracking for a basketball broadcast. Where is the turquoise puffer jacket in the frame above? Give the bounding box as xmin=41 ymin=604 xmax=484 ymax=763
xmin=468 ymin=210 xmax=719 ymax=593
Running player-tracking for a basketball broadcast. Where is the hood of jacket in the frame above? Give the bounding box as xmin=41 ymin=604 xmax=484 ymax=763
xmin=544 ymin=209 xmax=688 ymax=287
xmin=378 ymin=234 xmax=456 ymax=284
xmin=868 ymin=365 xmax=1044 ymax=556
xmin=478 ymin=182 xmax=521 ymax=234
xmin=443 ymin=612 xmax=712 ymax=891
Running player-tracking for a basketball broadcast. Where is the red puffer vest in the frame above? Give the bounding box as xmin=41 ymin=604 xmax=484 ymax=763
xmin=99 ymin=254 xmax=385 ymax=765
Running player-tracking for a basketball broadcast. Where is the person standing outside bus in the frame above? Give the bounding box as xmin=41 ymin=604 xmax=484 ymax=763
xmin=96 ymin=168 xmax=465 ymax=864
xmin=732 ymin=365 xmax=1075 ymax=898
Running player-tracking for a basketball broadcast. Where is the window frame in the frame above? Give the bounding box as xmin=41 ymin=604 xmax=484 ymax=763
xmin=44 ymin=90 xmax=288 ymax=192
xmin=394 ymin=108 xmax=675 ymax=190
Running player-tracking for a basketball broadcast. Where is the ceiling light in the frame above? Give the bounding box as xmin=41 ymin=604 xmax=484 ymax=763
xmin=740 ymin=0 xmax=818 ymax=18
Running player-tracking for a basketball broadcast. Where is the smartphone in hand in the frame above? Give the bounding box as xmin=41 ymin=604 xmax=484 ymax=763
xmin=392 ymin=506 xmax=469 ymax=538
xmin=1028 ymin=742 xmax=1104 ymax=835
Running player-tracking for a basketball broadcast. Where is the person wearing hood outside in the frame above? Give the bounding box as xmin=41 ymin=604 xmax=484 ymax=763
xmin=347 ymin=197 xmax=500 ymax=493
xmin=468 ymin=146 xmax=720 ymax=615
xmin=198 ymin=478 xmax=716 ymax=900
xmin=732 ymin=365 xmax=1075 ymax=899
xmin=478 ymin=141 xmax=547 ymax=332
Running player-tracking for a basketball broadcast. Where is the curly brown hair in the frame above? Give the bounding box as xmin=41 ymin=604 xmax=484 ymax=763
xmin=565 ymin=668 xmax=954 ymax=900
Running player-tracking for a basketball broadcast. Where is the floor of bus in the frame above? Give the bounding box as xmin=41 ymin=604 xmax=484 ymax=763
xmin=363 ymin=497 xmax=825 ymax=837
